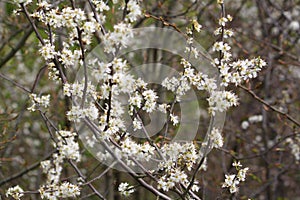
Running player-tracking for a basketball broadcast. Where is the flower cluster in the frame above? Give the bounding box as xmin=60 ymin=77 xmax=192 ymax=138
xmin=208 ymin=91 xmax=238 ymax=115
xmin=212 ymin=15 xmax=266 ymax=87
xmin=118 ymin=182 xmax=135 ymax=197
xmin=121 ymin=138 xmax=155 ymax=163
xmin=163 ymin=57 xmax=237 ymax=116
xmin=132 ymin=118 xmax=143 ymax=130
xmin=66 ymin=103 xmax=99 ymax=122
xmin=55 ymin=130 xmax=81 ymax=162
xmin=27 ymin=93 xmax=50 ymax=112
xmin=39 ymin=130 xmax=81 ymax=199
xmin=39 ymin=182 xmax=80 ymax=200
xmin=6 ymin=185 xmax=24 ymax=200
xmin=170 ymin=113 xmax=179 ymax=126
xmin=142 ymin=89 xmax=158 ymax=113
xmin=63 ymin=81 xmax=97 ymax=100
xmin=91 ymin=0 xmax=109 ymax=12
xmin=58 ymin=44 xmax=81 ymax=67
xmin=160 ymin=142 xmax=199 ymax=171
xmin=29 ymin=2 xmax=102 ymax=89
xmin=47 ymin=62 xmax=60 ymax=81
xmin=13 ymin=0 xmax=32 ymax=6
xmin=157 ymin=169 xmax=188 ymax=191
xmin=39 ymin=42 xmax=56 ymax=60
xmin=156 ymin=142 xmax=200 ymax=191
xmin=222 ymin=161 xmax=249 ymax=193
xmin=102 ymin=22 xmax=134 ymax=54
xmin=209 ymin=127 xmax=224 ymax=149
xmin=126 ymin=0 xmax=142 ymax=22
xmin=162 ymin=76 xmax=191 ymax=100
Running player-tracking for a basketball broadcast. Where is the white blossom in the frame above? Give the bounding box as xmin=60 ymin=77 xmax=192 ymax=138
xmin=158 ymin=103 xmax=169 ymax=113
xmin=118 ymin=182 xmax=135 ymax=196
xmin=222 ymin=174 xmax=239 ymax=193
xmin=58 ymin=182 xmax=80 ymax=198
xmin=39 ymin=42 xmax=56 ymax=60
xmin=142 ymin=89 xmax=158 ymax=113
xmin=232 ymin=161 xmax=242 ymax=168
xmin=39 ymin=182 xmax=80 ymax=199
xmin=27 ymin=94 xmax=50 ymax=112
xmin=222 ymin=162 xmax=249 ymax=194
xmin=47 ymin=62 xmax=60 ymax=81
xmin=13 ymin=0 xmax=32 ymax=5
xmin=121 ymin=138 xmax=155 ymax=162
xmin=237 ymin=167 xmax=249 ymax=182
xmin=92 ymin=0 xmax=110 ymax=12
xmin=56 ymin=131 xmax=81 ymax=162
xmin=208 ymin=91 xmax=238 ymax=115
xmin=158 ymin=169 xmax=188 ymax=191
xmin=102 ymin=22 xmax=133 ymax=53
xmin=126 ymin=0 xmax=142 ymax=22
xmin=133 ymin=118 xmax=142 ymax=131
xmin=170 ymin=114 xmax=179 ymax=126
xmin=192 ymin=19 xmax=202 ymax=32
xmin=219 ymin=17 xmax=228 ymax=26
xmin=6 ymin=185 xmax=24 ymax=200
xmin=210 ymin=127 xmax=223 ymax=148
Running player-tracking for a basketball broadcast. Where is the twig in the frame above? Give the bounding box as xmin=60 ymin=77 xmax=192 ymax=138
xmin=21 ymin=3 xmax=45 ymax=46
xmin=69 ymin=0 xmax=88 ymax=108
xmin=83 ymin=161 xmax=116 ymax=185
xmin=31 ymin=65 xmax=47 ymax=93
xmin=0 ymin=150 xmax=55 ymax=186
xmin=144 ymin=13 xmax=183 ymax=34
xmin=239 ymin=84 xmax=300 ymax=127
xmin=0 ymin=26 xmax=33 ymax=69
xmin=69 ymin=160 xmax=106 ymax=200
xmin=0 ymin=72 xmax=31 ymax=93
xmin=0 ymin=25 xmax=29 ymax=52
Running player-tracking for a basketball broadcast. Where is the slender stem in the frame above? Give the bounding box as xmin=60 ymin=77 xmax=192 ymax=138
xmin=0 ymin=26 xmax=33 ymax=69
xmin=83 ymin=162 xmax=116 ymax=185
xmin=21 ymin=3 xmax=45 ymax=45
xmin=0 ymin=150 xmax=55 ymax=186
xmin=0 ymin=73 xmax=31 ymax=93
xmin=69 ymin=160 xmax=106 ymax=200
xmin=239 ymin=85 xmax=300 ymax=127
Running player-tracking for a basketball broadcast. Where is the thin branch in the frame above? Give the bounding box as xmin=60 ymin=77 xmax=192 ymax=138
xmin=31 ymin=65 xmax=48 ymax=93
xmin=21 ymin=3 xmax=45 ymax=46
xmin=0 ymin=25 xmax=29 ymax=52
xmin=239 ymin=84 xmax=300 ymax=127
xmin=0 ymin=72 xmax=31 ymax=93
xmin=0 ymin=150 xmax=55 ymax=187
xmin=69 ymin=160 xmax=106 ymax=200
xmin=0 ymin=26 xmax=33 ymax=69
xmin=69 ymin=0 xmax=88 ymax=108
xmin=83 ymin=161 xmax=116 ymax=186
xmin=144 ymin=13 xmax=183 ymax=34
